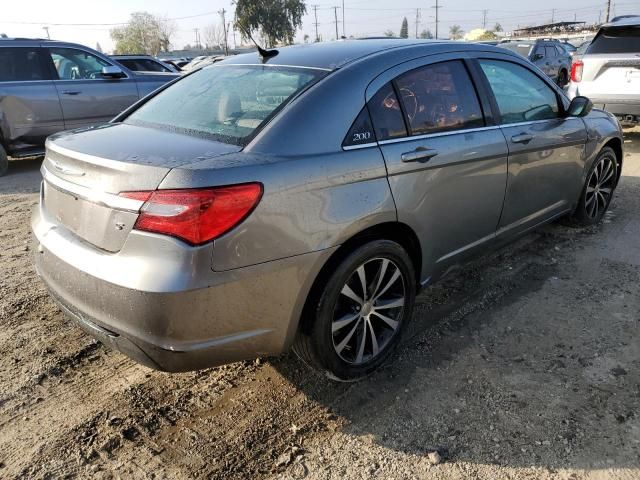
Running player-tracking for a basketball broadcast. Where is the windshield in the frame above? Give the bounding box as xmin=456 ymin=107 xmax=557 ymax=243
xmin=588 ymin=27 xmax=640 ymax=54
xmin=125 ymin=65 xmax=326 ymax=146
xmin=498 ymin=43 xmax=533 ymax=58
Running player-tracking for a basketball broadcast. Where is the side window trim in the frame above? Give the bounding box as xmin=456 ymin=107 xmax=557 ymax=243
xmin=475 ymin=56 xmax=566 ymax=125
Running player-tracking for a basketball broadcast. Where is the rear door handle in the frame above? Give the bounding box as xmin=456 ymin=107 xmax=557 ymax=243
xmin=511 ymin=133 xmax=534 ymax=144
xmin=61 ymin=90 xmax=81 ymax=95
xmin=401 ymin=147 xmax=439 ymax=163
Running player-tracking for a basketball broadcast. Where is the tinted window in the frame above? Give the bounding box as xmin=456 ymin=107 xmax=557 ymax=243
xmin=533 ymin=47 xmax=545 ymax=59
xmin=395 ymin=61 xmax=484 ymax=135
xmin=49 ymin=48 xmax=111 ymax=80
xmin=588 ymin=27 xmax=640 ymax=54
xmin=343 ymin=107 xmax=375 ymax=147
xmin=0 ymin=47 xmax=47 ymax=82
xmin=126 ymin=65 xmax=324 ymax=146
xmin=367 ymin=83 xmax=407 ymax=141
xmin=498 ymin=43 xmax=533 ymax=58
xmin=479 ymin=60 xmax=559 ymax=124
xmin=545 ymin=46 xmax=557 ymax=57
xmin=118 ymin=58 xmax=171 ymax=73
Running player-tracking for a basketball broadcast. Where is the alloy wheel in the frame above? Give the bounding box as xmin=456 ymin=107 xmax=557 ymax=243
xmin=331 ymin=257 xmax=406 ymax=365
xmin=585 ymin=155 xmax=616 ymax=219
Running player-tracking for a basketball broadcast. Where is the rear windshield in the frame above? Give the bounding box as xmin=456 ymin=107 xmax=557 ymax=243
xmin=498 ymin=43 xmax=533 ymax=58
xmin=124 ymin=65 xmax=326 ymax=146
xmin=588 ymin=27 xmax=640 ymax=54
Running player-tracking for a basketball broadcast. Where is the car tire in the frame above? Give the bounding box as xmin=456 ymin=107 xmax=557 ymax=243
xmin=0 ymin=144 xmax=7 ymax=177
xmin=293 ymin=240 xmax=416 ymax=381
xmin=557 ymin=69 xmax=568 ymax=87
xmin=568 ymin=146 xmax=618 ymax=226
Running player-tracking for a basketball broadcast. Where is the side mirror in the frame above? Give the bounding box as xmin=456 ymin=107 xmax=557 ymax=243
xmin=532 ymin=53 xmax=544 ymax=61
xmin=566 ymin=96 xmax=593 ymax=117
xmin=101 ymin=66 xmax=125 ymax=78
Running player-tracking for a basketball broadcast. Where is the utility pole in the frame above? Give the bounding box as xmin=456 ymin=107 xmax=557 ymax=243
xmin=605 ymin=0 xmax=611 ymax=22
xmin=482 ymin=10 xmax=488 ymax=29
xmin=194 ymin=28 xmax=200 ymax=49
xmin=312 ymin=5 xmax=320 ymax=42
xmin=219 ymin=9 xmax=228 ymax=55
xmin=333 ymin=6 xmax=339 ymax=40
xmin=415 ymin=8 xmax=421 ymax=38
xmin=42 ymin=26 xmax=50 ymax=39
xmin=432 ymin=0 xmax=442 ymax=39
xmin=551 ymin=8 xmax=555 ymax=23
xmin=342 ymin=0 xmax=345 ymax=38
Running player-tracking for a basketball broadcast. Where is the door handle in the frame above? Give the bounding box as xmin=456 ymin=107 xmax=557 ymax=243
xmin=511 ymin=133 xmax=534 ymax=144
xmin=401 ymin=147 xmax=439 ymax=163
xmin=61 ymin=90 xmax=81 ymax=95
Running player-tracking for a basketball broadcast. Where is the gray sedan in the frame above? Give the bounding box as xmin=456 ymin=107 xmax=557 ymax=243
xmin=32 ymin=40 xmax=623 ymax=380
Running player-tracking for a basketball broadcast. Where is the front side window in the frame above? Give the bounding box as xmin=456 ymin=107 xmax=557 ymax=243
xmin=367 ymin=83 xmax=407 ymax=141
xmin=394 ymin=60 xmax=484 ymax=136
xmin=125 ymin=65 xmax=325 ymax=146
xmin=0 ymin=47 xmax=48 ymax=82
xmin=49 ymin=48 xmax=111 ymax=80
xmin=479 ymin=59 xmax=559 ymax=124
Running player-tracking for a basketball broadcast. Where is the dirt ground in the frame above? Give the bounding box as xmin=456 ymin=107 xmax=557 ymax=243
xmin=1 ymin=130 xmax=639 ymax=480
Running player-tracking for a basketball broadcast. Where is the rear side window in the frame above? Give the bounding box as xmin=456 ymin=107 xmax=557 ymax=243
xmin=343 ymin=107 xmax=375 ymax=147
xmin=479 ymin=59 xmax=559 ymax=124
xmin=394 ymin=60 xmax=484 ymax=136
xmin=367 ymin=83 xmax=407 ymax=141
xmin=545 ymin=46 xmax=557 ymax=57
xmin=588 ymin=27 xmax=640 ymax=54
xmin=0 ymin=47 xmax=48 ymax=82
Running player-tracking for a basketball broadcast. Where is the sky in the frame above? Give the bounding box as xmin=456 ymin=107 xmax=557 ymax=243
xmin=0 ymin=0 xmax=638 ymax=53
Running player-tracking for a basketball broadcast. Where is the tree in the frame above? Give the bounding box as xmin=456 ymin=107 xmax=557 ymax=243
xmin=234 ymin=0 xmax=306 ymax=48
xmin=400 ymin=17 xmax=409 ymax=38
xmin=449 ymin=24 xmax=464 ymax=40
xmin=110 ymin=12 xmax=175 ymax=55
xmin=419 ymin=29 xmax=433 ymax=39
xmin=303 ymin=34 xmax=310 ymax=43
xmin=478 ymin=30 xmax=498 ymax=40
xmin=383 ymin=29 xmax=395 ymax=37
xmin=204 ymin=23 xmax=226 ymax=50
xmin=494 ymin=22 xmax=503 ymax=32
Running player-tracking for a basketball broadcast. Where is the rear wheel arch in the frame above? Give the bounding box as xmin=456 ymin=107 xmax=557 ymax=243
xmin=297 ymin=222 xmax=422 ymax=336
xmin=603 ymin=137 xmax=623 ymax=184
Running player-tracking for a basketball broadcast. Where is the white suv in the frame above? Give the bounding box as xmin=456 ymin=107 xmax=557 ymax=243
xmin=567 ymin=17 xmax=640 ymax=127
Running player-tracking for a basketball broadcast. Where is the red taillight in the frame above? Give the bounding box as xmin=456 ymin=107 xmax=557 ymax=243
xmin=120 ymin=183 xmax=263 ymax=245
xmin=570 ymin=60 xmax=583 ymax=83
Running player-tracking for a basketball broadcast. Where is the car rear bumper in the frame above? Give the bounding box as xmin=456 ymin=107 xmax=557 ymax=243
xmin=32 ymin=201 xmax=335 ymax=372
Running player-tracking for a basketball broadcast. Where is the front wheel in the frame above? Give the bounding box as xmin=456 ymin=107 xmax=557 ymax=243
xmin=293 ymin=240 xmax=416 ymax=381
xmin=568 ymin=146 xmax=618 ymax=226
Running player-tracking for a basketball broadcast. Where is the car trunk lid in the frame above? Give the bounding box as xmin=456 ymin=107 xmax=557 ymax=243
xmin=41 ymin=123 xmax=241 ymax=252
xmin=580 ymin=54 xmax=640 ymax=98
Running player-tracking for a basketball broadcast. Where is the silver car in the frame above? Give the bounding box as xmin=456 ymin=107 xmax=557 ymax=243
xmin=567 ymin=17 xmax=640 ymax=127
xmin=33 ymin=40 xmax=623 ymax=380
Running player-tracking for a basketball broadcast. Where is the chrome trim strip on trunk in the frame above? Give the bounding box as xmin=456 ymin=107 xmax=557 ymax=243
xmin=42 ymin=166 xmax=145 ymax=213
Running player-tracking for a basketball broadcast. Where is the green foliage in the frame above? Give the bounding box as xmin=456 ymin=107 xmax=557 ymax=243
xmin=419 ymin=29 xmax=433 ymax=39
xmin=478 ymin=30 xmax=498 ymax=40
xmin=449 ymin=24 xmax=464 ymax=40
xmin=234 ymin=0 xmax=306 ymax=47
xmin=110 ymin=12 xmax=175 ymax=55
xmin=494 ymin=22 xmax=503 ymax=32
xmin=400 ymin=17 xmax=409 ymax=38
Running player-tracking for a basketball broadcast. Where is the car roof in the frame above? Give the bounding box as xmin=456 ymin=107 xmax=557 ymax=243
xmin=221 ymin=39 xmax=453 ymax=70
xmin=111 ymin=55 xmax=157 ymax=59
xmin=601 ymin=16 xmax=640 ymax=28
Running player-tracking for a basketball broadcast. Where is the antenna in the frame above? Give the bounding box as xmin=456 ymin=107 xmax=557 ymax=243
xmin=238 ymin=25 xmax=278 ymax=61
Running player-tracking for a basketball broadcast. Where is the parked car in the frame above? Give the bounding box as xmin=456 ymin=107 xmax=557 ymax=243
xmin=111 ymin=55 xmax=179 ymax=73
xmin=498 ymin=39 xmax=572 ymax=86
xmin=0 ymin=38 xmax=179 ymax=176
xmin=567 ymin=17 xmax=640 ymax=127
xmin=33 ymin=40 xmax=622 ymax=380
xmin=558 ymin=40 xmax=578 ymax=56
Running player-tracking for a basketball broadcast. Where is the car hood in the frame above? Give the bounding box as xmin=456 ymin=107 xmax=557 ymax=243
xmin=47 ymin=123 xmax=241 ymax=169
